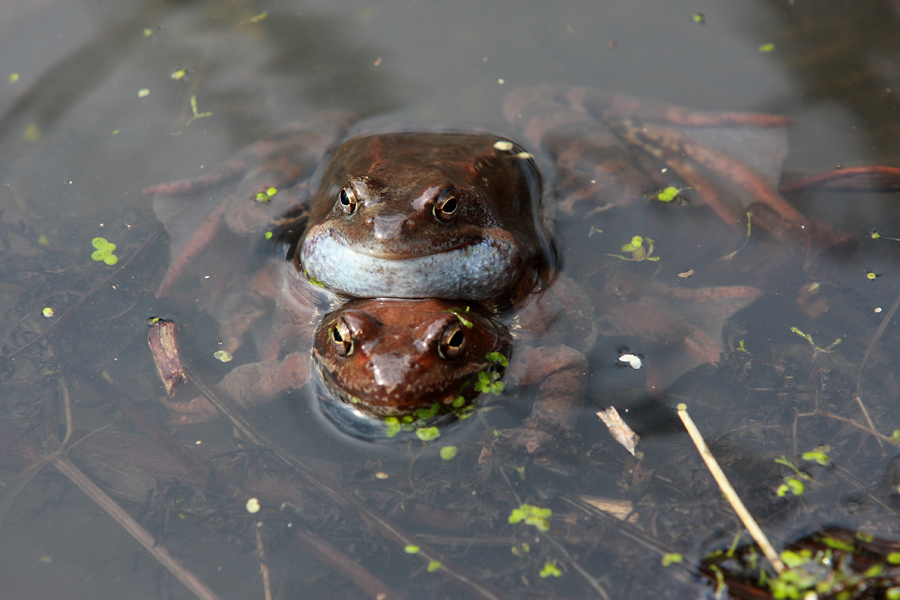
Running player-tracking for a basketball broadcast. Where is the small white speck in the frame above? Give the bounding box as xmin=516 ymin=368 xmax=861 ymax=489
xmin=195 ymin=440 xmax=202 ymax=445
xmin=246 ymin=497 xmax=261 ymax=513
xmin=204 ymin=275 xmax=210 ymax=279
xmin=619 ymin=353 xmax=642 ymax=369
xmin=875 ymin=307 xmax=883 ymax=313
xmin=138 ymin=88 xmax=150 ymax=98
xmin=497 ymin=78 xmax=504 ymax=85
xmin=493 ymin=140 xmax=514 ymax=151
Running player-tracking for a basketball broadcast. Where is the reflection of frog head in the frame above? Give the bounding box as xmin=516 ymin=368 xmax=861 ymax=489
xmin=299 ymin=132 xmax=550 ymax=301
xmin=312 ymin=298 xmax=511 ymax=426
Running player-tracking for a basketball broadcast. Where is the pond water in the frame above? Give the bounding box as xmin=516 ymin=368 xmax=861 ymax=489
xmin=3 ymin=0 xmax=900 ymax=598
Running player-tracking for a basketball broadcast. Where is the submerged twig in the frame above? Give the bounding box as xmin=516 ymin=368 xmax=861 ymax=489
xmin=676 ymin=403 xmax=785 ymax=574
xmin=853 ymin=285 xmax=900 ymax=449
xmin=0 ymin=375 xmax=222 ymax=599
xmin=0 ymin=378 xmax=75 ymax=526
xmin=254 ymin=526 xmax=273 ymax=600
xmin=52 ymin=456 xmax=224 ymax=600
xmin=291 ymin=527 xmax=407 ymax=600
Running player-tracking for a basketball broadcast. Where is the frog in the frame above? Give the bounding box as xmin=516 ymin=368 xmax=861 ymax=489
xmin=161 ymin=276 xmax=593 ymax=454
xmin=147 ymin=120 xmax=555 ymax=305
xmin=295 ymin=132 xmax=556 ymax=301
xmin=313 ymin=294 xmax=591 ymax=451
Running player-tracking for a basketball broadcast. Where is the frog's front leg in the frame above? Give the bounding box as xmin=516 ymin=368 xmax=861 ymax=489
xmin=146 ymin=111 xmax=353 ymax=296
xmin=161 ymin=351 xmax=310 ymax=425
xmin=490 ymin=344 xmax=588 ymax=454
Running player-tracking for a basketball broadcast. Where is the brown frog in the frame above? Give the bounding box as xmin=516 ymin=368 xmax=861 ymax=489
xmin=296 ymin=133 xmax=555 ymax=301
xmin=162 ymin=280 xmax=592 ymax=452
xmin=148 ymin=122 xmax=555 ymax=304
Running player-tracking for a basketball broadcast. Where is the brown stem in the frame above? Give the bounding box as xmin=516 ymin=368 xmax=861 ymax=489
xmin=52 ymin=456 xmax=224 ymax=600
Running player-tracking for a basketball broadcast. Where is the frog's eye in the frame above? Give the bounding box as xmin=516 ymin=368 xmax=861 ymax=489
xmin=338 ymin=187 xmax=358 ymax=216
xmin=331 ymin=318 xmax=354 ymax=356
xmin=437 ymin=322 xmax=466 ymax=360
xmin=433 ymin=188 xmax=458 ymax=223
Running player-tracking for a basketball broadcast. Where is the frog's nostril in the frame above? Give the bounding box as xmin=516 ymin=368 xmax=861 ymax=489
xmin=372 ymin=214 xmax=407 ymax=241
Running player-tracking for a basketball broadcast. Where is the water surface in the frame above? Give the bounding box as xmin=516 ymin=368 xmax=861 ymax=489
xmin=3 ymin=1 xmax=900 ymax=598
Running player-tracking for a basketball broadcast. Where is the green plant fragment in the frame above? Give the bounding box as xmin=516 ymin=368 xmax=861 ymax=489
xmin=820 ymin=536 xmax=855 ymax=553
xmin=485 ymin=352 xmax=509 ymax=367
xmin=508 ymin=504 xmax=552 ymax=531
xmin=414 ymin=403 xmax=440 ymax=420
xmin=656 ymin=186 xmax=681 ymax=202
xmin=801 ymin=449 xmax=830 ymax=466
xmin=416 ymin=427 xmax=440 ymax=441
xmin=539 ymin=562 xmax=562 ymax=578
xmin=662 ymin=553 xmax=683 ymax=566
xmin=384 ymin=417 xmax=401 ymax=438
xmin=780 ymin=549 xmax=811 ymax=568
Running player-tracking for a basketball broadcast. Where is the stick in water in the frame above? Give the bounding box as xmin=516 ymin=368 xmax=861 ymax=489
xmin=676 ymin=403 xmax=785 ymax=574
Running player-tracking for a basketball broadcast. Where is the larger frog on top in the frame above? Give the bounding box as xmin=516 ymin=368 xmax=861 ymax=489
xmin=147 ymin=86 xmax=824 ymax=445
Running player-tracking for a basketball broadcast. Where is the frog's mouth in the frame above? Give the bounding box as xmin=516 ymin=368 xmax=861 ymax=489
xmin=300 ymin=229 xmax=522 ymax=300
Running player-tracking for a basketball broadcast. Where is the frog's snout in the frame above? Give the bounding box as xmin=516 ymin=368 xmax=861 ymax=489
xmin=371 ymin=213 xmax=409 ymax=241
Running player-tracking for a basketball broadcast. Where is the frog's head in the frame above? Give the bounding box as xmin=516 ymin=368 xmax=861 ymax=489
xmin=312 ymin=298 xmax=511 ymax=421
xmin=299 ymin=133 xmax=543 ymax=301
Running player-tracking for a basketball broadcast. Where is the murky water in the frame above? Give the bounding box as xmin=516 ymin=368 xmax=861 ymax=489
xmin=3 ymin=0 xmax=900 ymax=598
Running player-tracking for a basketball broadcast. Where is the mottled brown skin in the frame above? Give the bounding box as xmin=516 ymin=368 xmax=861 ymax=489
xmin=313 ymin=298 xmax=511 ymax=417
xmin=296 ymin=132 xmax=556 ymax=302
xmin=302 ymin=133 xmax=548 ymax=261
xmin=312 ymin=296 xmax=590 ymax=452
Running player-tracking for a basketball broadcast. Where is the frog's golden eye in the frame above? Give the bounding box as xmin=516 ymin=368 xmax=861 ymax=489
xmin=338 ymin=187 xmax=358 ymax=216
xmin=433 ymin=188 xmax=458 ymax=223
xmin=438 ymin=322 xmax=466 ymax=360
xmin=331 ymin=318 xmax=353 ymax=356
